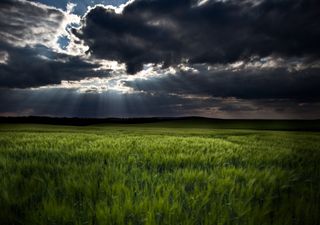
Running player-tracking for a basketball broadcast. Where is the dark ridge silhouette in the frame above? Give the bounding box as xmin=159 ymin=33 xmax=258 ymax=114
xmin=0 ymin=116 xmax=319 ymax=131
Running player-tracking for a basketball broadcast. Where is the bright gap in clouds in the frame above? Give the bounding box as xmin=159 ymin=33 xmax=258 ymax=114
xmin=0 ymin=51 xmax=9 ymax=64
xmin=48 ymin=1 xmax=133 ymax=56
xmin=29 ymin=0 xmax=129 ymax=15
xmin=33 ymin=62 xmax=183 ymax=93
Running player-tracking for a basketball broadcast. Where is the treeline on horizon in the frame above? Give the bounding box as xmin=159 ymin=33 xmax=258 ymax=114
xmin=0 ymin=116 xmax=319 ymax=131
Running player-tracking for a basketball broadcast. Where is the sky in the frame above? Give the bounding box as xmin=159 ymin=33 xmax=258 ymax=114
xmin=0 ymin=0 xmax=320 ymax=119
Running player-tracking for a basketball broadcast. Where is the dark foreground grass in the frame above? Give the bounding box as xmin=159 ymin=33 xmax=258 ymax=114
xmin=0 ymin=123 xmax=319 ymax=225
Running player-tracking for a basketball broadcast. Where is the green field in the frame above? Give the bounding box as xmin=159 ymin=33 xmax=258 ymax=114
xmin=0 ymin=122 xmax=319 ymax=225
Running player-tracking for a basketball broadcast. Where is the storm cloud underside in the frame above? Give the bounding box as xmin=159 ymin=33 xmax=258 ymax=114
xmin=0 ymin=0 xmax=320 ymax=118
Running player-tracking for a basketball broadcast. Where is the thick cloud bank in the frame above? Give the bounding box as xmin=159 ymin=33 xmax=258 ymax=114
xmin=0 ymin=44 xmax=104 ymax=88
xmin=0 ymin=0 xmax=65 ymax=48
xmin=125 ymin=67 xmax=320 ymax=101
xmin=74 ymin=0 xmax=320 ymax=73
xmin=0 ymin=0 xmax=107 ymax=88
xmin=0 ymin=0 xmax=320 ymax=118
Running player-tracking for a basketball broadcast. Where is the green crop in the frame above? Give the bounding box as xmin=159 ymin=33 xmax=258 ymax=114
xmin=0 ymin=124 xmax=319 ymax=225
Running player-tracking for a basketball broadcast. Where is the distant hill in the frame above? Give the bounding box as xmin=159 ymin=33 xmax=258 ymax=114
xmin=0 ymin=116 xmax=319 ymax=131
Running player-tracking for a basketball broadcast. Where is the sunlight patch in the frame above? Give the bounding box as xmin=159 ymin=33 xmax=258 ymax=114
xmin=0 ymin=51 xmax=9 ymax=64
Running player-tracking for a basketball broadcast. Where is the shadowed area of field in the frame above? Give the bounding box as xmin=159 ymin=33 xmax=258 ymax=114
xmin=0 ymin=121 xmax=319 ymax=225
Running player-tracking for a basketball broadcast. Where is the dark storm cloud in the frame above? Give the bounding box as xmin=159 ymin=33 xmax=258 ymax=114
xmin=74 ymin=0 xmax=320 ymax=74
xmin=0 ymin=0 xmax=65 ymax=47
xmin=0 ymin=0 xmax=110 ymax=88
xmin=124 ymin=66 xmax=320 ymax=101
xmin=0 ymin=43 xmax=108 ymax=88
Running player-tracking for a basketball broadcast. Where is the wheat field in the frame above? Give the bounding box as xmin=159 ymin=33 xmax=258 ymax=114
xmin=0 ymin=123 xmax=319 ymax=225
